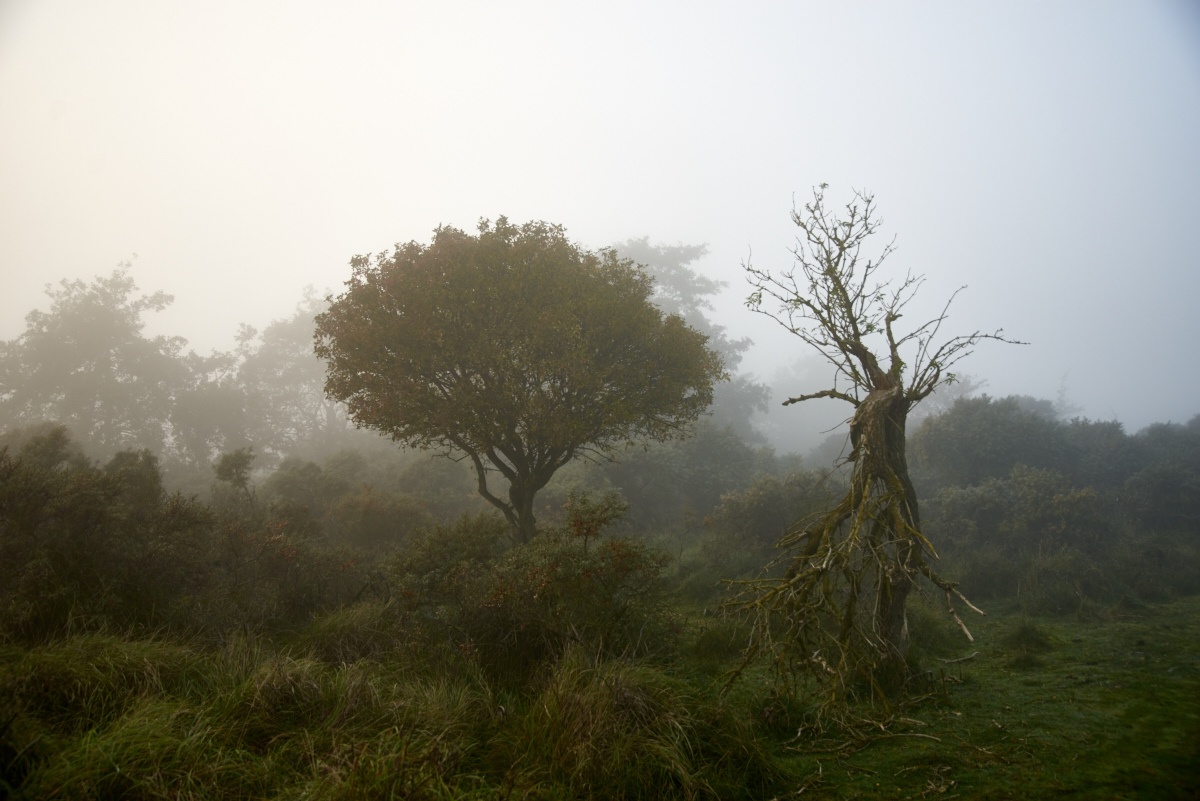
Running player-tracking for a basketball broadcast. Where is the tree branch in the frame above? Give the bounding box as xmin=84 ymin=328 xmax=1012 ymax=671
xmin=782 ymin=388 xmax=860 ymax=407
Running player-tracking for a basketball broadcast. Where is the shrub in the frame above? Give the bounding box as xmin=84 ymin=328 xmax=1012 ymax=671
xmin=324 ymin=484 xmax=430 ymax=553
xmin=676 ymin=470 xmax=835 ymax=604
xmin=470 ymin=519 xmax=672 ymax=679
xmin=199 ymin=513 xmax=363 ymax=635
xmin=0 ymin=431 xmax=214 ymax=641
xmin=384 ymin=496 xmax=673 ymax=684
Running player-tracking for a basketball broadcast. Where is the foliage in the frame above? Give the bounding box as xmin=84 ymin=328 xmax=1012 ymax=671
xmin=235 ymin=289 xmax=376 ymax=466
xmin=167 ymin=348 xmax=251 ymax=479
xmin=0 ymin=395 xmax=1198 ymax=797
xmin=385 ymin=496 xmax=673 ymax=684
xmin=0 ymin=427 xmax=213 ymax=641
xmin=213 ymin=447 xmax=256 ymax=496
xmin=259 ymin=455 xmax=432 ymax=553
xmin=695 ymin=469 xmax=837 ymax=587
xmin=910 ymin=395 xmax=1075 ymax=491
xmin=0 ymin=265 xmax=187 ymax=458
xmin=4 ymin=248 xmax=1200 ymax=798
xmin=471 ymin=513 xmax=671 ymax=680
xmin=383 ymin=511 xmax=512 ymax=616
xmin=1123 ymin=418 xmax=1200 ymax=534
xmin=0 ymin=428 xmax=370 ymax=643
xmin=600 ymin=419 xmax=778 ymax=532
xmin=315 ymin=218 xmax=725 ymax=542
xmin=323 ymin=485 xmax=429 ymax=552
xmin=704 ymin=469 xmax=836 ymax=555
xmin=922 ymin=463 xmax=1200 ymax=611
xmin=614 ymin=237 xmax=770 ymax=441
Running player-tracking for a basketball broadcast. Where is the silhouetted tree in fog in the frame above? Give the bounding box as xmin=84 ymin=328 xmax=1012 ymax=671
xmin=0 ymin=265 xmax=186 ymax=458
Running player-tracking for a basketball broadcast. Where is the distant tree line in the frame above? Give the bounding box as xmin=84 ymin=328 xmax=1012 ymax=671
xmin=1 ymin=246 xmax=1196 ymax=651
xmin=909 ymin=395 xmax=1200 ymax=611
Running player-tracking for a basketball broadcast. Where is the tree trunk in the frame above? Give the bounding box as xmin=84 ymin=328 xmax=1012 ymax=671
xmin=466 ymin=452 xmax=546 ymax=545
xmin=851 ymin=382 xmax=918 ymax=692
xmin=508 ymin=481 xmax=538 ymax=545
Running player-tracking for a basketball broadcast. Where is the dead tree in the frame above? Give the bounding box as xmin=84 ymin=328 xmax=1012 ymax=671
xmin=735 ymin=185 xmax=1018 ymax=711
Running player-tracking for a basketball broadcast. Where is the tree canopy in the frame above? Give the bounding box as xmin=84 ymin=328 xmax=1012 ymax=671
xmin=235 ymin=289 xmax=364 ymax=464
xmin=613 ymin=238 xmax=770 ymax=441
xmin=315 ymin=218 xmax=725 ymax=542
xmin=0 ymin=265 xmax=186 ymax=458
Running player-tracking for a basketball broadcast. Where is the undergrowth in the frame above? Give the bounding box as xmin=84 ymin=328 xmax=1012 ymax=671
xmin=3 ymin=595 xmax=1198 ymax=799
xmin=0 ymin=628 xmax=792 ymax=799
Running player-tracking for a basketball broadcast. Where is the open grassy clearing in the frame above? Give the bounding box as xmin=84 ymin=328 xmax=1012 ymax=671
xmin=774 ymin=594 xmax=1200 ymax=800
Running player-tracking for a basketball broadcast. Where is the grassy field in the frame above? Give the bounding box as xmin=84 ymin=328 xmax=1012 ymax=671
xmin=777 ymin=594 xmax=1200 ymax=800
xmin=2 ymin=594 xmax=1198 ymax=800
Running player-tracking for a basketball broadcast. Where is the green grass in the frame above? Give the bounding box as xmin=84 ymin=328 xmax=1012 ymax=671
xmin=776 ymin=594 xmax=1200 ymax=799
xmin=3 ymin=596 xmax=1198 ymax=799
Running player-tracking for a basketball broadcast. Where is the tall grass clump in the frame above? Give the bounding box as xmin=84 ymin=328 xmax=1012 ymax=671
xmin=493 ymin=646 xmax=791 ymax=800
xmin=1 ymin=634 xmax=201 ymax=732
xmin=298 ymin=599 xmax=412 ymax=665
xmin=14 ymin=698 xmax=273 ymax=801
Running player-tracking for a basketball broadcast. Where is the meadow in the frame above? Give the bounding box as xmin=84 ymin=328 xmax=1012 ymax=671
xmin=3 ymin=587 xmax=1197 ymax=799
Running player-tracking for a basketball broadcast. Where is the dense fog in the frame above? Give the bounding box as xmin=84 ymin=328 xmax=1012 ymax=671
xmin=3 ymin=5 xmax=1199 ymax=798
xmin=2 ymin=1 xmax=1199 ymax=434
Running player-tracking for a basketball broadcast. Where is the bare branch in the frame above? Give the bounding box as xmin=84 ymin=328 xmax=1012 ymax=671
xmin=732 ymin=185 xmax=1016 ymax=718
xmin=782 ymin=388 xmax=860 ymax=407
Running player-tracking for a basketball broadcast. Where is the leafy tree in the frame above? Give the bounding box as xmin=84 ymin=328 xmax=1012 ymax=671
xmin=1061 ymin=417 xmax=1143 ymax=490
xmin=614 ymin=238 xmax=770 ymax=440
xmin=236 ymin=289 xmax=368 ymax=464
xmin=213 ymin=447 xmax=257 ymax=511
xmin=315 ymin=218 xmax=725 ymax=543
xmin=909 ymin=395 xmax=1072 ymax=492
xmin=167 ymin=349 xmax=251 ymax=483
xmin=0 ymin=265 xmax=186 ymax=457
xmin=736 ymin=186 xmax=1017 ymax=703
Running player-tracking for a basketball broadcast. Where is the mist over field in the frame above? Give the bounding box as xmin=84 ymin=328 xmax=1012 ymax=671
xmin=2 ymin=1 xmax=1198 ymax=441
xmin=2 ymin=5 xmax=1200 ymax=798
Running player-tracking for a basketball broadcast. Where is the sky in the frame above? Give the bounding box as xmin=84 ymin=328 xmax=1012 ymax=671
xmin=1 ymin=0 xmax=1198 ymax=442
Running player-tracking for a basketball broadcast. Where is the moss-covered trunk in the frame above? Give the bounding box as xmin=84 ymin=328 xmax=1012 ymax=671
xmin=848 ymin=382 xmax=918 ymax=691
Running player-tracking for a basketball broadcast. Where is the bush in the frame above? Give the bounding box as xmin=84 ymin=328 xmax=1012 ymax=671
xmin=324 ymin=484 xmax=430 ymax=553
xmin=677 ymin=470 xmax=836 ymax=604
xmin=384 ymin=496 xmax=673 ymax=684
xmin=199 ymin=512 xmax=363 ymax=635
xmin=471 ymin=519 xmax=672 ymax=679
xmin=0 ymin=430 xmax=214 ymax=641
xmin=921 ymin=459 xmax=1200 ymax=612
